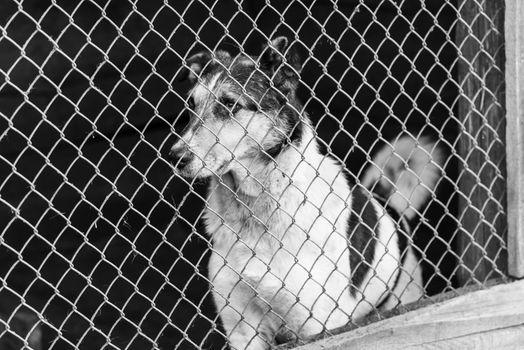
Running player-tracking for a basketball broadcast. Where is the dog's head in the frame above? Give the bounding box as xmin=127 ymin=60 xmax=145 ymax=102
xmin=170 ymin=37 xmax=303 ymax=179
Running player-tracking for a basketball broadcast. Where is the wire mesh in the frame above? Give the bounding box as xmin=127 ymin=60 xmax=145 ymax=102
xmin=0 ymin=0 xmax=507 ymax=349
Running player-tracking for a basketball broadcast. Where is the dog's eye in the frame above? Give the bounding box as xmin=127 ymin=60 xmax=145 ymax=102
xmin=187 ymin=98 xmax=195 ymax=110
xmin=222 ymin=98 xmax=235 ymax=109
xmin=221 ymin=98 xmax=241 ymax=113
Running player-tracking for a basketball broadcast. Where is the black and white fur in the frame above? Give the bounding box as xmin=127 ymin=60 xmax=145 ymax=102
xmin=170 ymin=37 xmax=443 ymax=350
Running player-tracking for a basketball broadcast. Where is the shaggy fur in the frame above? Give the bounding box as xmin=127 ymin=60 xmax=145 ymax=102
xmin=170 ymin=37 xmax=443 ymax=350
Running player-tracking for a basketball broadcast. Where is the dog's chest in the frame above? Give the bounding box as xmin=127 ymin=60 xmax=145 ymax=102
xmin=204 ymin=179 xmax=294 ymax=252
xmin=204 ymin=175 xmax=351 ymax=277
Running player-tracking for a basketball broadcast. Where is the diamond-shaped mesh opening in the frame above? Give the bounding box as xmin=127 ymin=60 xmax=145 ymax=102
xmin=0 ymin=0 xmax=507 ymax=349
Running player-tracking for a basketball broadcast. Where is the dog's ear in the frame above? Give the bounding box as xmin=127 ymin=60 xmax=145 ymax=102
xmin=176 ymin=52 xmax=213 ymax=84
xmin=259 ymin=37 xmax=301 ymax=93
xmin=177 ymin=50 xmax=233 ymax=84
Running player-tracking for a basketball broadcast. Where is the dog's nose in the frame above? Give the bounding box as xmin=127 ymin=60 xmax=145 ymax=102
xmin=169 ymin=149 xmax=192 ymax=169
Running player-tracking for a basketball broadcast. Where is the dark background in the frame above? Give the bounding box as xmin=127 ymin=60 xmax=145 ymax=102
xmin=0 ymin=0 xmax=459 ymax=349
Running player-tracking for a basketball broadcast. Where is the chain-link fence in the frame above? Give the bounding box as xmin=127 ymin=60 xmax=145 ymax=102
xmin=0 ymin=0 xmax=508 ymax=349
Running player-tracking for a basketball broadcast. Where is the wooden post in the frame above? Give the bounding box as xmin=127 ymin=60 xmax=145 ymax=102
xmin=456 ymin=0 xmax=507 ymax=285
xmin=505 ymin=0 xmax=524 ymax=278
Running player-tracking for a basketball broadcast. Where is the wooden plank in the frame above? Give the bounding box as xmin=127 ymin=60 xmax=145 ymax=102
xmin=505 ymin=0 xmax=524 ymax=278
xmin=292 ymin=279 xmax=524 ymax=350
xmin=455 ymin=0 xmax=507 ymax=285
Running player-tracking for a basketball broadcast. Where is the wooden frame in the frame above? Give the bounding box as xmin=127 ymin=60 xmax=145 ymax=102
xmin=506 ymin=0 xmax=524 ymax=278
xmin=456 ymin=0 xmax=508 ymax=284
xmin=288 ymin=280 xmax=524 ymax=349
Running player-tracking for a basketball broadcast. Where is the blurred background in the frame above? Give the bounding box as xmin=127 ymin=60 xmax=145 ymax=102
xmin=0 ymin=0 xmax=507 ymax=349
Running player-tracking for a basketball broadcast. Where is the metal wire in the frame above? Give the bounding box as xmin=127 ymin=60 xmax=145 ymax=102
xmin=0 ymin=0 xmax=507 ymax=349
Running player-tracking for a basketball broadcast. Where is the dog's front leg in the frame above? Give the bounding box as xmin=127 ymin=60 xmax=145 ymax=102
xmin=210 ymin=255 xmax=280 ymax=350
xmin=213 ymin=280 xmax=280 ymax=350
xmin=239 ymin=268 xmax=331 ymax=342
xmin=219 ymin=302 xmax=275 ymax=350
